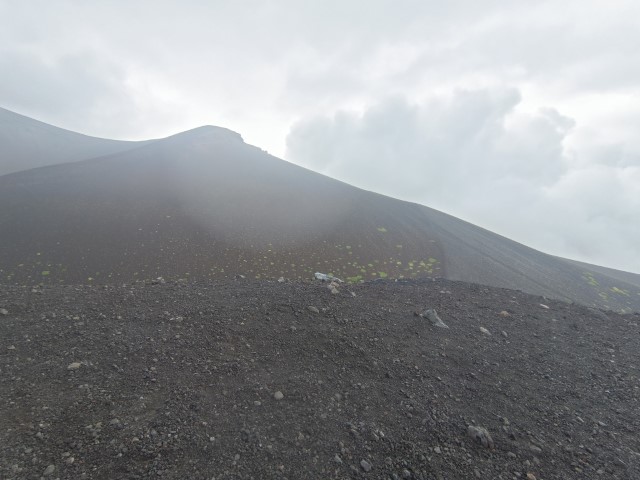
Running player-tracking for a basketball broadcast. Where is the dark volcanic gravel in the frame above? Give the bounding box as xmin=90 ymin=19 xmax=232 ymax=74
xmin=1 ymin=278 xmax=639 ymax=479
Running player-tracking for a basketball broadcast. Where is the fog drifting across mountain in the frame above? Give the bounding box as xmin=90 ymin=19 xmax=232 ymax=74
xmin=286 ymin=89 xmax=640 ymax=275
xmin=1 ymin=110 xmax=639 ymax=312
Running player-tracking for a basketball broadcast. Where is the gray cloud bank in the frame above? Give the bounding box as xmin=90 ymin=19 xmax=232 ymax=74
xmin=287 ymin=89 xmax=640 ymax=274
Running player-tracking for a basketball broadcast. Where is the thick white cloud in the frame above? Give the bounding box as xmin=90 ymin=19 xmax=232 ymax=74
xmin=0 ymin=0 xmax=639 ymax=271
xmin=286 ymin=89 xmax=640 ymax=273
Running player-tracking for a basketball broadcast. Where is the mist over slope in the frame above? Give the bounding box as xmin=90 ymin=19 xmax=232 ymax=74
xmin=0 ymin=107 xmax=153 ymax=176
xmin=0 ymin=109 xmax=638 ymax=312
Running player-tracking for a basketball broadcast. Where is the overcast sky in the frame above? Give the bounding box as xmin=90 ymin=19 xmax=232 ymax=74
xmin=1 ymin=0 xmax=639 ymax=273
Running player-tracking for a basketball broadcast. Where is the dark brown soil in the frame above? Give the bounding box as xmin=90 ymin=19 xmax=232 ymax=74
xmin=1 ymin=278 xmax=639 ymax=479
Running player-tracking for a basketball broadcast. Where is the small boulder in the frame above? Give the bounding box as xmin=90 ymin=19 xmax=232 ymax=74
xmin=421 ymin=309 xmax=449 ymax=329
xmin=467 ymin=425 xmax=494 ymax=449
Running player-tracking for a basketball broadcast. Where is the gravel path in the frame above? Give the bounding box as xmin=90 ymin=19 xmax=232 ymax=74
xmin=1 ymin=278 xmax=639 ymax=479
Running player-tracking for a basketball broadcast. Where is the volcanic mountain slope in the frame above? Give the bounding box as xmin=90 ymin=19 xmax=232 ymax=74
xmin=0 ymin=114 xmax=639 ymax=312
xmin=0 ymin=107 xmax=153 ymax=176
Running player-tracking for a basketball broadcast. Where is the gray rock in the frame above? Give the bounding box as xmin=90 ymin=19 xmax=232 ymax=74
xmin=421 ymin=309 xmax=449 ymax=329
xmin=0 ymin=308 xmax=8 ymax=315
xmin=43 ymin=464 xmax=55 ymax=476
xmin=480 ymin=326 xmax=491 ymax=335
xmin=307 ymin=306 xmax=320 ymax=314
xmin=529 ymin=444 xmax=543 ymax=454
xmin=434 ymin=446 xmax=442 ymax=454
xmin=360 ymin=459 xmax=372 ymax=472
xmin=467 ymin=425 xmax=494 ymax=449
xmin=67 ymin=362 xmax=82 ymax=370
xmin=274 ymin=391 xmax=284 ymax=400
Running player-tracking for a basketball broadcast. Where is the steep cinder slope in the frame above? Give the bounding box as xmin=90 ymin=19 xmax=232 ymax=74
xmin=0 ymin=107 xmax=153 ymax=176
xmin=0 ymin=122 xmax=638 ymax=312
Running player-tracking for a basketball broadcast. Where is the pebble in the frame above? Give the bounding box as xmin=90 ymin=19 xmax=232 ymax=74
xmin=434 ymin=446 xmax=442 ymax=454
xmin=360 ymin=459 xmax=372 ymax=472
xmin=334 ymin=454 xmax=343 ymax=464
xmin=43 ymin=464 xmax=55 ymax=476
xmin=501 ymin=330 xmax=508 ymax=338
xmin=0 ymin=308 xmax=8 ymax=315
xmin=479 ymin=327 xmax=491 ymax=335
xmin=307 ymin=306 xmax=319 ymax=314
xmin=499 ymin=310 xmax=510 ymax=317
xmin=67 ymin=362 xmax=82 ymax=370
xmin=527 ymin=474 xmax=537 ymax=480
xmin=530 ymin=444 xmax=543 ymax=454
xmin=274 ymin=391 xmax=284 ymax=400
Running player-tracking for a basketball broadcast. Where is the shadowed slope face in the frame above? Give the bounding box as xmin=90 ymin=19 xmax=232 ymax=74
xmin=0 ymin=107 xmax=153 ymax=176
xmin=0 ymin=117 xmax=639 ymax=312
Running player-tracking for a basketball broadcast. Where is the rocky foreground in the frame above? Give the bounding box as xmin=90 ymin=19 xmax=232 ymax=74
xmin=1 ymin=278 xmax=639 ymax=480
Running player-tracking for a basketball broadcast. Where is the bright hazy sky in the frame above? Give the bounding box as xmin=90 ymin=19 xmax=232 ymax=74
xmin=1 ymin=0 xmax=639 ymax=273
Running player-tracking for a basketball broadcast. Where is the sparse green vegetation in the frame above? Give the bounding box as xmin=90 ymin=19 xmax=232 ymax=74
xmin=583 ymin=272 xmax=599 ymax=287
xmin=611 ymin=286 xmax=630 ymax=296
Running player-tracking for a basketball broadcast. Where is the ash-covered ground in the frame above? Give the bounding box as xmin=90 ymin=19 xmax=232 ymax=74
xmin=1 ymin=278 xmax=639 ymax=479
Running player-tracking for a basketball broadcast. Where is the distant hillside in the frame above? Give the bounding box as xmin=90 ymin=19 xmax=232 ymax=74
xmin=0 ymin=112 xmax=638 ymax=312
xmin=0 ymin=107 xmax=153 ymax=176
